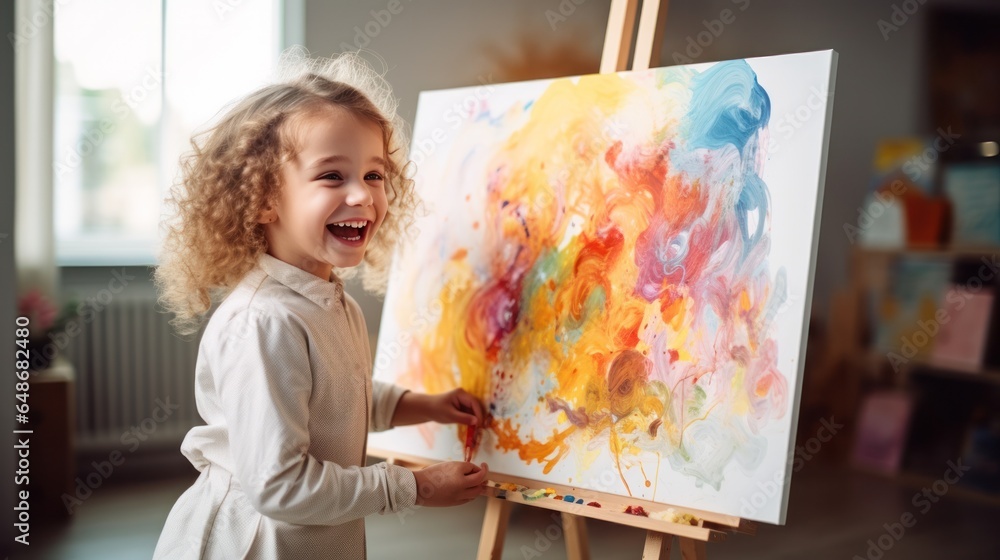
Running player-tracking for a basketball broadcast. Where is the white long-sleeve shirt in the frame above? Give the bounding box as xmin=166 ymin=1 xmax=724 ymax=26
xmin=153 ymin=252 xmax=417 ymax=559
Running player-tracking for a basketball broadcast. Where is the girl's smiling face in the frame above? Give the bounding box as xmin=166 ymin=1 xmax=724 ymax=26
xmin=262 ymin=105 xmax=389 ymax=280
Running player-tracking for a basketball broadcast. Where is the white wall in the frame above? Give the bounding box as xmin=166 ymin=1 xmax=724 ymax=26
xmin=304 ymin=0 xmax=992 ymax=333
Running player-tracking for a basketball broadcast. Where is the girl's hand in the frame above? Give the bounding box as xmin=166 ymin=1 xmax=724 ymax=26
xmin=427 ymin=388 xmax=485 ymax=427
xmin=390 ymin=388 xmax=486 ymax=427
xmin=413 ymin=461 xmax=489 ymax=506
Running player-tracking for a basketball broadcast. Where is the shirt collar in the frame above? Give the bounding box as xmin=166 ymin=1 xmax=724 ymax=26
xmin=257 ymin=252 xmax=344 ymax=309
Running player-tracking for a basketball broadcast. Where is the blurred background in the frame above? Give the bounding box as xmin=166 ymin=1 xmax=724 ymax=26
xmin=1 ymin=0 xmax=999 ymax=558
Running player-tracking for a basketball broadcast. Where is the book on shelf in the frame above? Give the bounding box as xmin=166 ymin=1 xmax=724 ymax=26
xmin=943 ymin=163 xmax=1000 ymax=247
xmin=851 ymin=390 xmax=914 ymax=474
xmin=930 ymin=286 xmax=994 ymax=371
xmin=961 ymin=412 xmax=1000 ymax=495
xmin=860 ymin=137 xmax=951 ymax=248
xmin=870 ymin=257 xmax=952 ymax=360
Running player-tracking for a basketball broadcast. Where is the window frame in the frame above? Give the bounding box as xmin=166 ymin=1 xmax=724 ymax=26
xmin=53 ymin=0 xmax=302 ymax=267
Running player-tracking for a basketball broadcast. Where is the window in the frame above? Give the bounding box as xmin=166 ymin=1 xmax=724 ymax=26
xmin=54 ymin=0 xmax=288 ymax=265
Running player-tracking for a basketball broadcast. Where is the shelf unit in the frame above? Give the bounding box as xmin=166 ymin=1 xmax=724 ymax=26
xmin=860 ymin=351 xmax=1000 ymax=385
xmin=849 ymin=244 xmax=1000 ymax=380
xmin=839 ymin=244 xmax=1000 ymax=500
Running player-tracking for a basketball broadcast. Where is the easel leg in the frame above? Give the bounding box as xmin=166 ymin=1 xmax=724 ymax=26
xmin=477 ymin=497 xmax=513 ymax=560
xmin=561 ymin=513 xmax=590 ymax=560
xmin=679 ymin=537 xmax=707 ymax=560
xmin=642 ymin=531 xmax=672 ymax=560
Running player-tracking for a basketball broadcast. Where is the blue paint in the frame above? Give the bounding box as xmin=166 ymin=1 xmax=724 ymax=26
xmin=684 ymin=60 xmax=772 ymax=256
xmin=685 ymin=60 xmax=771 ymax=155
xmin=737 ymin=171 xmax=768 ymax=251
xmin=563 ymin=495 xmax=575 ymax=502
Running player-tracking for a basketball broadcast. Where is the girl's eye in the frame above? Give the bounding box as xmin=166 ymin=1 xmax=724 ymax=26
xmin=318 ymin=172 xmax=343 ymax=181
xmin=365 ymin=172 xmax=384 ymax=181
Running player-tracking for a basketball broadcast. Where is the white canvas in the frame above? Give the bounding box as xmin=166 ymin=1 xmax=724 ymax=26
xmin=370 ymin=50 xmax=838 ymax=524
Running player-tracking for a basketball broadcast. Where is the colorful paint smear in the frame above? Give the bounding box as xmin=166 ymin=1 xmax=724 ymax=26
xmin=372 ymin=51 xmax=837 ymax=524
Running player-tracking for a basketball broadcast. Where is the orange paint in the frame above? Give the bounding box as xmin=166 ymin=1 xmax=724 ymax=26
xmin=755 ymin=369 xmax=776 ymax=397
xmin=607 ymin=349 xmax=651 ymax=418
xmin=615 ymin=312 xmax=642 ymax=348
xmin=659 ymin=286 xmax=685 ymax=326
xmin=492 ymin=418 xmax=575 ymax=474
xmin=564 ymin=227 xmax=624 ymax=321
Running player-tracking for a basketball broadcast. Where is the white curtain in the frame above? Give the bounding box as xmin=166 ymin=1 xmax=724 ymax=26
xmin=14 ymin=0 xmax=57 ymax=297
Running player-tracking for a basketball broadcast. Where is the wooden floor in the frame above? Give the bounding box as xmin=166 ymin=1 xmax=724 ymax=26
xmin=24 ymin=463 xmax=1000 ymax=559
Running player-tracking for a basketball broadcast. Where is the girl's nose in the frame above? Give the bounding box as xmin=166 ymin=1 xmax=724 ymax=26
xmin=345 ymin=177 xmax=373 ymax=206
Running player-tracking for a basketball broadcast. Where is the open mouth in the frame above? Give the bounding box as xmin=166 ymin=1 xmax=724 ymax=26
xmin=326 ymin=220 xmax=369 ymax=245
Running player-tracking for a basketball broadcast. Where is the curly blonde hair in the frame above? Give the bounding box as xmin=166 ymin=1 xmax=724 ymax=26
xmin=155 ymin=48 xmax=418 ymax=335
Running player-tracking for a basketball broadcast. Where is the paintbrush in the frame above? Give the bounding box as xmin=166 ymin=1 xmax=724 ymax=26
xmin=464 ymin=423 xmax=476 ymax=462
xmin=462 ymin=405 xmax=478 ymax=462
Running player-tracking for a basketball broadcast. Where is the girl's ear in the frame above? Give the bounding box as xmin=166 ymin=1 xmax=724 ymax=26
xmin=258 ymin=206 xmax=277 ymax=224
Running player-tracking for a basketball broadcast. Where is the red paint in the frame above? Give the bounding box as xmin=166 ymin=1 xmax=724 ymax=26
xmin=617 ymin=319 xmax=641 ymax=348
xmin=567 ymin=226 xmax=625 ymax=321
xmin=587 ymin=501 xmax=601 ymax=508
xmin=624 ymin=505 xmax=649 ymax=517
xmin=466 ymin=278 xmax=521 ymax=361
xmin=604 ymin=140 xmax=623 ymax=168
xmin=573 ymin=227 xmax=624 ymax=278
xmin=657 ymin=285 xmax=684 ymax=324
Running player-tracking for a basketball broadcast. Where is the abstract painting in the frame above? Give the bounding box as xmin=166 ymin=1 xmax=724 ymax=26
xmin=370 ymin=51 xmax=837 ymax=524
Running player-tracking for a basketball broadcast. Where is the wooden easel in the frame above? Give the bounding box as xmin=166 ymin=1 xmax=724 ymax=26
xmin=376 ymin=1 xmax=757 ymax=558
xmin=375 ymin=447 xmax=755 ymax=560
xmin=477 ymin=1 xmax=752 ymax=557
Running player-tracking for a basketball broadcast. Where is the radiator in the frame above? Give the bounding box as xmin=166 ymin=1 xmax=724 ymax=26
xmin=63 ymin=296 xmax=203 ymax=451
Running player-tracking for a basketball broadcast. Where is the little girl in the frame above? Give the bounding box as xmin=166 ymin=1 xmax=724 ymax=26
xmin=152 ymin=49 xmax=488 ymax=559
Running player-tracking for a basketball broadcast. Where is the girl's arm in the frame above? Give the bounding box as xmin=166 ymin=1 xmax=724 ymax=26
xmin=214 ymin=306 xmax=417 ymax=526
xmin=365 ymin=327 xmax=484 ymax=430
xmin=387 ymin=388 xmax=484 ymax=428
